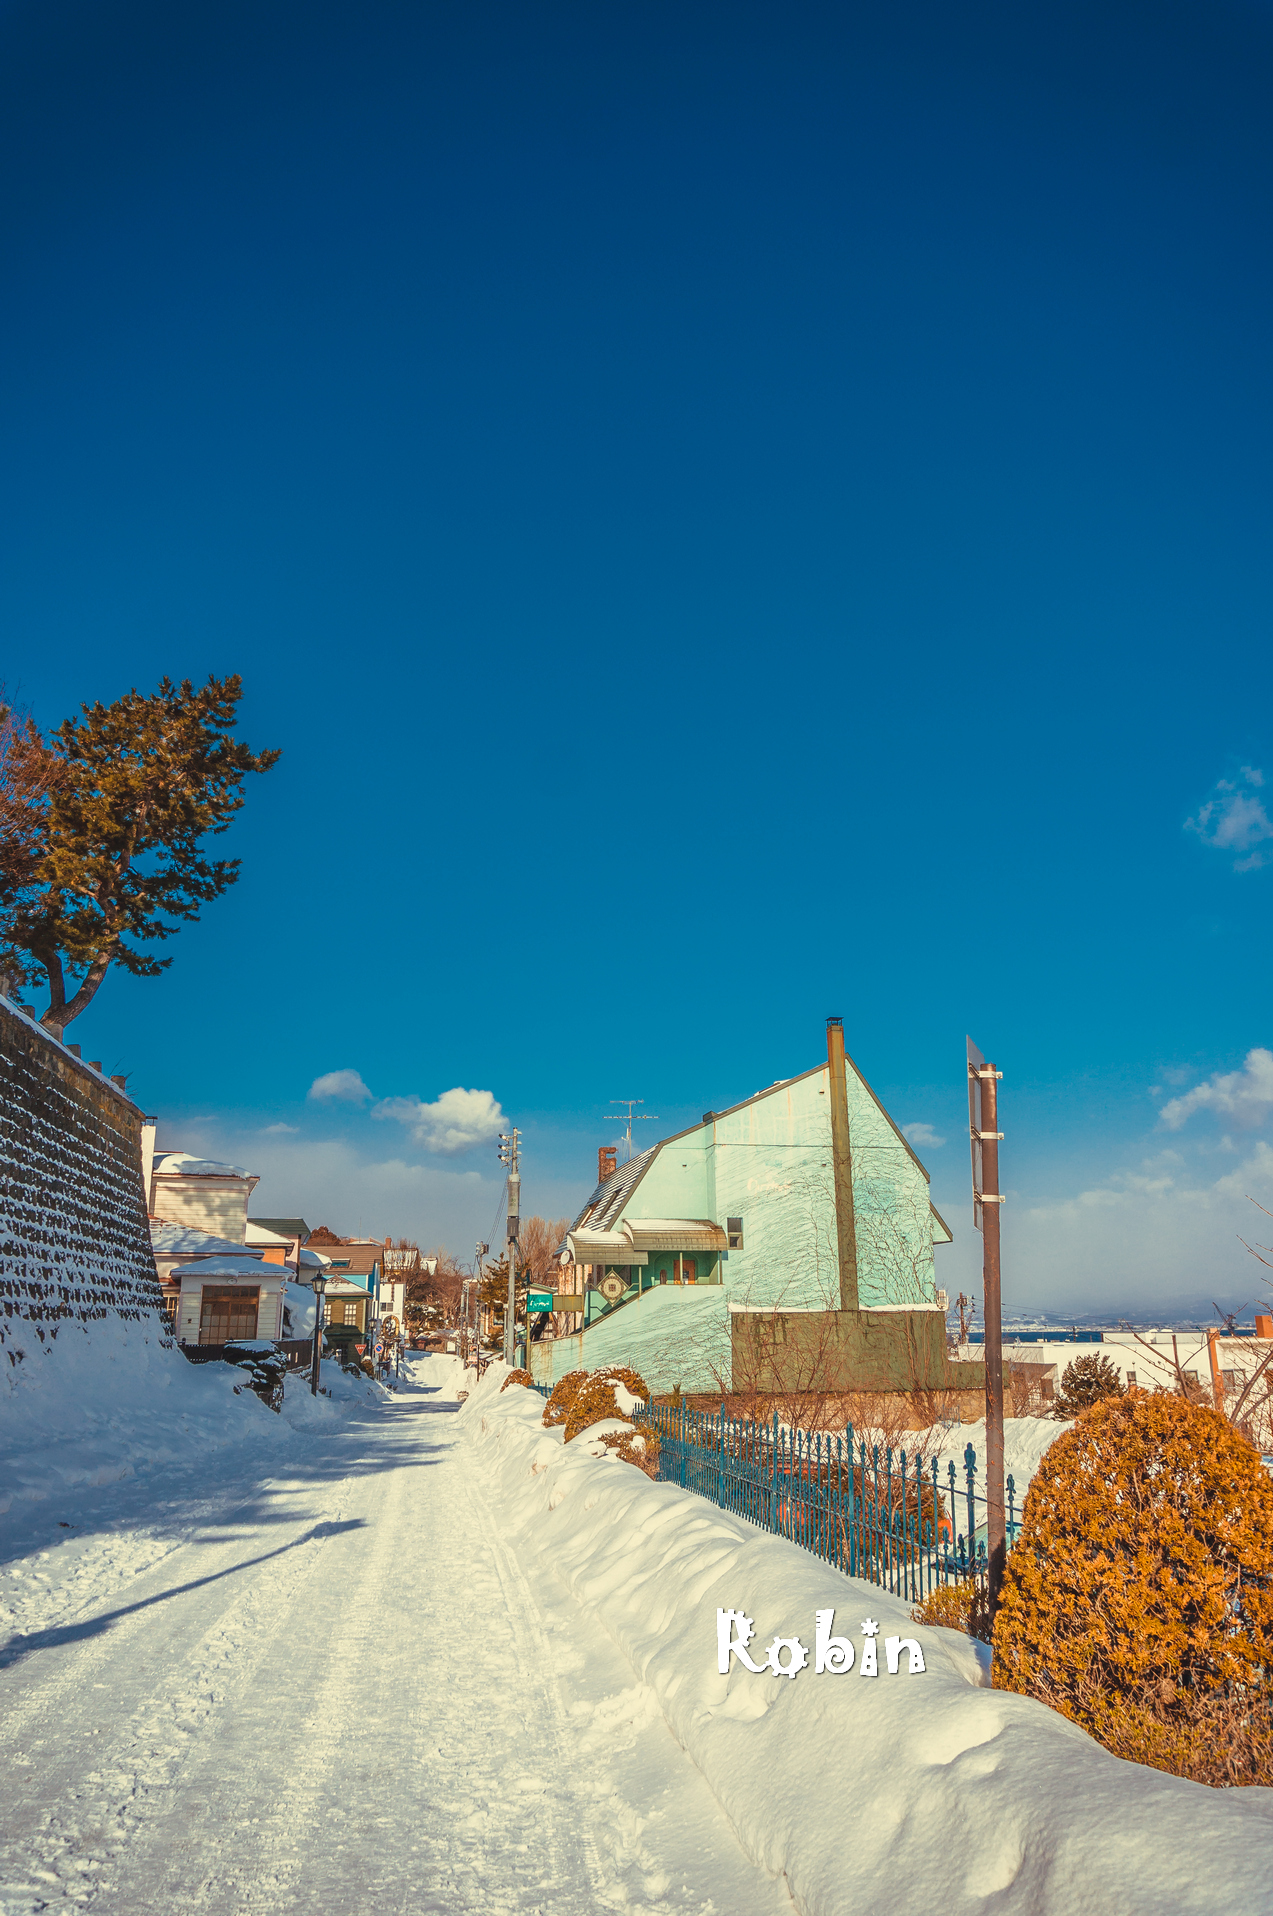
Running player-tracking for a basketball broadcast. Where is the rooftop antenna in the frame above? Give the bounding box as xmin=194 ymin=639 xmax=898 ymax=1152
xmin=609 ymin=1098 xmax=658 ymax=1163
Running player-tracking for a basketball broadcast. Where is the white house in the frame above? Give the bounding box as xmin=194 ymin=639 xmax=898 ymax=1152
xmin=149 ymin=1151 xmax=287 ymax=1348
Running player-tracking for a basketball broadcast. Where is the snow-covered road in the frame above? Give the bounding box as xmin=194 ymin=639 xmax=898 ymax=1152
xmin=0 ymin=1359 xmax=792 ymax=1915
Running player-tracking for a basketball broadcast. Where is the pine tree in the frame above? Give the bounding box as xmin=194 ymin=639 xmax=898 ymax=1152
xmin=0 ymin=674 xmax=278 ymax=1034
xmin=1053 ymin=1350 xmax=1125 ymax=1419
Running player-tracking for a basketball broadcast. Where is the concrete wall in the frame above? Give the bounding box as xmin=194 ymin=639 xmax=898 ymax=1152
xmin=0 ymin=998 xmax=166 ymax=1367
xmin=530 ymin=1286 xmax=731 ymax=1393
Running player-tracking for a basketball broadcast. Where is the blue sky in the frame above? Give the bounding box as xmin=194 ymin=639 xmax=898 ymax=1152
xmin=5 ymin=0 xmax=1273 ymax=1313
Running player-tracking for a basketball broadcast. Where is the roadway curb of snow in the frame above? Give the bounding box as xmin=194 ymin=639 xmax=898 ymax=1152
xmin=463 ymin=1364 xmax=1273 ymax=1916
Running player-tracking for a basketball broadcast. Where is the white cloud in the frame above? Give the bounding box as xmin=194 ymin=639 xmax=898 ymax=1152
xmin=261 ymin=1122 xmax=299 ymax=1135
xmin=1186 ymin=767 xmax=1273 ymax=871
xmin=926 ymin=1139 xmax=1273 ymax=1314
xmin=1159 ymin=1049 xmax=1273 ymax=1131
xmin=902 ymin=1122 xmax=946 ymax=1149
xmin=308 ymin=1068 xmax=373 ymax=1104
xmin=181 ymin=1128 xmax=500 ymax=1253
xmin=372 ymin=1086 xmax=505 ymax=1155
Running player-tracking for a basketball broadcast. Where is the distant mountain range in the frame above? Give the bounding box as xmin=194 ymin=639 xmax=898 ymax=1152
xmin=992 ymin=1293 xmax=1269 ymax=1333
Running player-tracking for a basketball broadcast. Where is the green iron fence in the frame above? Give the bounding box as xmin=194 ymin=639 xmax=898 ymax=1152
xmin=634 ymin=1402 xmax=1019 ymax=1603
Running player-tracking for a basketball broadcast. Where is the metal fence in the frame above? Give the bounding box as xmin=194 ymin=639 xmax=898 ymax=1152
xmin=635 ymin=1403 xmax=1020 ymax=1602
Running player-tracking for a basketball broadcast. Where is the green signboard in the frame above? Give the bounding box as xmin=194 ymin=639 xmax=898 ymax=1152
xmin=527 ymin=1291 xmax=553 ymax=1312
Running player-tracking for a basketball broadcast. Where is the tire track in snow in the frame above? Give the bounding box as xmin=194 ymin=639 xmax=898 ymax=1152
xmin=0 ymin=1462 xmax=359 ymax=1912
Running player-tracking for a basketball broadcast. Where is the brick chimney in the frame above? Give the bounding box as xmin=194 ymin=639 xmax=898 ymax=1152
xmin=598 ymin=1145 xmax=617 ymax=1184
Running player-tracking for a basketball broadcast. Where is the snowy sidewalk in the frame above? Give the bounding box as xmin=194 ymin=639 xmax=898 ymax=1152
xmin=0 ymin=1357 xmax=790 ymax=1915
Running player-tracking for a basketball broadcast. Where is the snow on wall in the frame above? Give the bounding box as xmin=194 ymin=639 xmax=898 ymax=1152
xmin=0 ymin=998 xmax=167 ymax=1379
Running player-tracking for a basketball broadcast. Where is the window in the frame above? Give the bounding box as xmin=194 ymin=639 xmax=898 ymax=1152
xmin=1223 ymin=1369 xmax=1240 ymax=1392
xmin=199 ymin=1287 xmax=260 ymax=1346
xmin=727 ymin=1216 xmax=744 ymax=1250
xmin=1125 ymin=1369 xmax=1137 ymax=1388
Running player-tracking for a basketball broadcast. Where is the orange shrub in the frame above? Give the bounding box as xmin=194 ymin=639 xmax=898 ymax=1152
xmin=598 ymin=1425 xmax=662 ymax=1478
xmin=500 ymin=1368 xmax=533 ymax=1392
xmin=911 ymin=1579 xmax=991 ymax=1644
xmin=995 ymin=1390 xmax=1273 ymax=1783
xmin=563 ymin=1366 xmax=650 ymax=1442
xmin=542 ymin=1369 xmax=589 ymax=1426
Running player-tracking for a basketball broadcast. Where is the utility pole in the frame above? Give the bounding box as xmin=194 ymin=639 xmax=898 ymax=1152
xmin=498 ymin=1131 xmax=520 ymax=1367
xmin=967 ymin=1037 xmax=1006 ymax=1616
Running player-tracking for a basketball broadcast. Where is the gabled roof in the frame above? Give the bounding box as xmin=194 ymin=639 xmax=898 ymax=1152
xmin=565 ymin=1050 xmax=940 ymax=1247
xmin=250 ymin=1216 xmax=311 ymax=1242
xmin=319 ymin=1241 xmax=382 ymax=1277
xmin=568 ymin=1146 xmax=659 ymax=1235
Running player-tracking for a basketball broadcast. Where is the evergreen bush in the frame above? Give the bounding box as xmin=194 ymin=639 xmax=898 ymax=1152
xmin=995 ymin=1390 xmax=1273 ymax=1783
xmin=224 ymin=1341 xmax=286 ymax=1413
xmin=1052 ymin=1351 xmax=1124 ymax=1419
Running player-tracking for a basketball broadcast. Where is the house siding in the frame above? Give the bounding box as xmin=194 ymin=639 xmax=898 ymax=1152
xmin=610 ymin=1063 xmax=937 ymax=1314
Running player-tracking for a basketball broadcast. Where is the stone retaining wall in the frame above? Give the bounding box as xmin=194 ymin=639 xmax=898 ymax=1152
xmin=0 ymin=998 xmax=166 ymax=1368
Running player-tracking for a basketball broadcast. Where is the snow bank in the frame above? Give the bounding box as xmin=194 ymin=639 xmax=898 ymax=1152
xmin=0 ymin=1329 xmax=389 ymax=1514
xmin=464 ymin=1369 xmax=1273 ymax=1915
xmin=924 ymin=1414 xmax=1069 ymax=1516
xmin=409 ymin=1351 xmax=468 ymax=1401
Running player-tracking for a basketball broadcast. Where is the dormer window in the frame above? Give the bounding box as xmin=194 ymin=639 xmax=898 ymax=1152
xmin=727 ymin=1216 xmax=744 ymax=1250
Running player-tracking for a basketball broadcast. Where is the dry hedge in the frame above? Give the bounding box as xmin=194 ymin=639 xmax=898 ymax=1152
xmin=995 ymin=1390 xmax=1273 ymax=1784
xmin=911 ymin=1579 xmax=992 ymax=1644
xmin=598 ymin=1425 xmax=661 ymax=1478
xmin=542 ymin=1369 xmax=589 ymax=1426
xmin=500 ymin=1368 xmax=533 ymax=1392
xmin=563 ymin=1366 xmax=649 ymax=1443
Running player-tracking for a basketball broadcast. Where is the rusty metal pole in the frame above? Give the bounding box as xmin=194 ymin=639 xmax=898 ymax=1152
xmin=1206 ymin=1328 xmax=1225 ymax=1411
xmin=825 ymin=1017 xmax=859 ymax=1312
xmin=978 ymin=1064 xmax=1006 ymax=1615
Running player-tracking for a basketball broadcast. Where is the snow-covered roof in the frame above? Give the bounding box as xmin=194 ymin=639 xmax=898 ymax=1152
xmin=170 ymin=1256 xmax=284 ymax=1280
xmin=245 ymin=1220 xmax=291 ymax=1247
xmin=569 ymin=1146 xmax=659 ymax=1237
xmin=150 ymin=1220 xmax=250 ymax=1258
xmin=155 ymin=1151 xmax=251 ymax=1179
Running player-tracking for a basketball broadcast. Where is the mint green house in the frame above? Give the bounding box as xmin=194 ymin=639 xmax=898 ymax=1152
xmin=531 ymin=1025 xmax=954 ymax=1394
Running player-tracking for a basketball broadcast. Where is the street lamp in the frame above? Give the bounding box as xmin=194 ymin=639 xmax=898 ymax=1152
xmin=309 ymin=1271 xmax=329 ymax=1396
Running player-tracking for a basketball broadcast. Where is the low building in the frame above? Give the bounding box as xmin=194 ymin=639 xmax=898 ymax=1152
xmin=169 ymin=1254 xmax=289 ymax=1345
xmin=307 ymin=1236 xmax=385 ymax=1335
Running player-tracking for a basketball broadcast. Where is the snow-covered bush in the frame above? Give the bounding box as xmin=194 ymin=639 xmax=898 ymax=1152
xmin=562 ymin=1365 xmax=648 ymax=1442
xmin=542 ymin=1368 xmax=588 ymax=1427
xmin=596 ymin=1423 xmax=661 ymax=1478
xmin=500 ymin=1367 xmax=533 ymax=1392
xmin=995 ymin=1390 xmax=1273 ymax=1783
xmin=224 ymin=1340 xmax=286 ymax=1413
